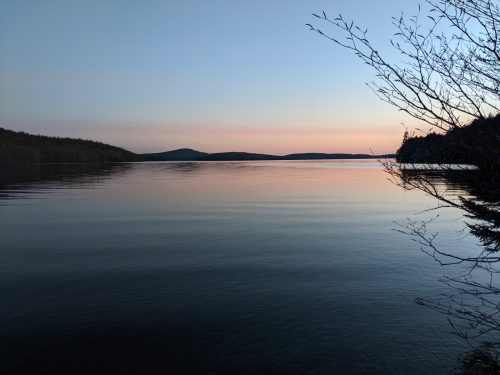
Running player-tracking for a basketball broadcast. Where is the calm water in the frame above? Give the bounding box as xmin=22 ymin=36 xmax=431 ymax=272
xmin=0 ymin=161 xmax=487 ymax=374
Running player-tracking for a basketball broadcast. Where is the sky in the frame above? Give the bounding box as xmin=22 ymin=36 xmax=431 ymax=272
xmin=0 ymin=0 xmax=423 ymax=154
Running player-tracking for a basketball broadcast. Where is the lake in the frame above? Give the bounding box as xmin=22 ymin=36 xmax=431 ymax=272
xmin=0 ymin=160 xmax=487 ymax=374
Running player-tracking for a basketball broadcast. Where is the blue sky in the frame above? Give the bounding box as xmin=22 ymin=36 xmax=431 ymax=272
xmin=0 ymin=0 xmax=422 ymax=153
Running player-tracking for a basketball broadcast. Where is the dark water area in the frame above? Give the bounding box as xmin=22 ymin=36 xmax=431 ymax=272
xmin=0 ymin=161 xmax=490 ymax=374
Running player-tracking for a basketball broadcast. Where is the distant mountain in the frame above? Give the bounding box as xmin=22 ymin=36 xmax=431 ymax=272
xmin=0 ymin=128 xmax=142 ymax=164
xmin=143 ymin=148 xmax=208 ymax=161
xmin=143 ymin=149 xmax=396 ymax=161
xmin=199 ymin=152 xmax=280 ymax=161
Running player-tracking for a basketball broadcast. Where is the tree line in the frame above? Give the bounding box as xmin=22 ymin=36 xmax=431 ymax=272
xmin=0 ymin=127 xmax=142 ymax=164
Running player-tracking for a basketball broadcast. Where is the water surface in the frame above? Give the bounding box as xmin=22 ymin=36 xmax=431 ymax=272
xmin=0 ymin=160 xmax=485 ymax=374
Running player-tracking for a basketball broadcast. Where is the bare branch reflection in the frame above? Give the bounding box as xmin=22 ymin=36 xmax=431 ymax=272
xmin=385 ymin=160 xmax=500 ymax=372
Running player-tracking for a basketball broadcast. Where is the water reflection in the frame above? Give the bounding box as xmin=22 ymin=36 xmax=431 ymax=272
xmin=387 ymin=162 xmax=500 ymax=372
xmin=0 ymin=163 xmax=134 ymax=201
xmin=0 ymin=161 xmax=483 ymax=374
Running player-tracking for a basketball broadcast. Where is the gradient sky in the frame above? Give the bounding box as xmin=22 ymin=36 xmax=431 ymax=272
xmin=0 ymin=0 xmax=423 ymax=154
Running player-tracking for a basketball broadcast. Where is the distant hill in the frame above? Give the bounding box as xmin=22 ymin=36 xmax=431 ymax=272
xmin=0 ymin=128 xmax=142 ymax=164
xmin=199 ymin=152 xmax=280 ymax=161
xmin=142 ymin=148 xmax=208 ymax=161
xmin=143 ymin=149 xmax=396 ymax=161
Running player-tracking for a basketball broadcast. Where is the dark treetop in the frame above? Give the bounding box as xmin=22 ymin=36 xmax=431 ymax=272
xmin=397 ymin=115 xmax=500 ymax=171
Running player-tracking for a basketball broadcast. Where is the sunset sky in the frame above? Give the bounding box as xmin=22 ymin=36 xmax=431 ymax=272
xmin=0 ymin=0 xmax=422 ymax=154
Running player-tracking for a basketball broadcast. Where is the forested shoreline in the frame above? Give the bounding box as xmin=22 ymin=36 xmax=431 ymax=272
xmin=397 ymin=115 xmax=500 ymax=172
xmin=0 ymin=128 xmax=142 ymax=164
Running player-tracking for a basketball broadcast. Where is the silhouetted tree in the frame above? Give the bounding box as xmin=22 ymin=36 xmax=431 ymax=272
xmin=308 ymin=0 xmax=499 ymax=132
xmin=308 ymin=0 xmax=499 ymax=263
